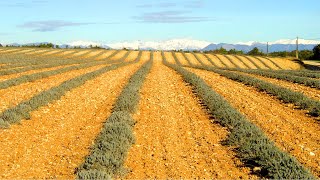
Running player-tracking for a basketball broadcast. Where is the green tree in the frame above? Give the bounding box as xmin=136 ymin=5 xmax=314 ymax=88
xmin=0 ymin=44 xmax=2 ymax=47
xmin=313 ymin=44 xmax=320 ymax=60
xmin=248 ymin=47 xmax=264 ymax=56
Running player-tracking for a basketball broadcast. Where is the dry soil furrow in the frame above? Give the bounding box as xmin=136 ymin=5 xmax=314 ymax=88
xmin=23 ymin=49 xmax=49 ymax=55
xmin=225 ymin=55 xmax=249 ymax=69
xmin=64 ymin=50 xmax=91 ymax=58
xmin=35 ymin=50 xmax=62 ymax=56
xmin=206 ymin=54 xmax=226 ymax=68
xmin=184 ymin=52 xmax=202 ymax=66
xmin=163 ymin=51 xmax=176 ymax=64
xmin=175 ymin=52 xmax=190 ymax=66
xmin=140 ymin=51 xmax=151 ymax=62
xmin=241 ymin=72 xmax=320 ymax=101
xmin=246 ymin=56 xmax=270 ymax=69
xmin=268 ymin=57 xmax=295 ymax=70
xmin=80 ymin=50 xmax=105 ymax=59
xmin=255 ymin=57 xmax=281 ymax=70
xmin=95 ymin=50 xmax=116 ymax=60
xmin=0 ymin=49 xmax=22 ymax=54
xmin=124 ymin=54 xmax=254 ymax=179
xmin=124 ymin=50 xmax=139 ymax=62
xmin=187 ymin=68 xmax=320 ymax=177
xmin=215 ymin=54 xmax=237 ymax=68
xmin=194 ymin=53 xmax=214 ymax=67
xmin=235 ymin=55 xmax=259 ymax=69
xmin=0 ymin=62 xmax=144 ymax=179
xmin=109 ymin=50 xmax=127 ymax=61
xmin=8 ymin=49 xmax=36 ymax=55
xmin=0 ymin=65 xmax=107 ymax=114
xmin=0 ymin=64 xmax=76 ymax=82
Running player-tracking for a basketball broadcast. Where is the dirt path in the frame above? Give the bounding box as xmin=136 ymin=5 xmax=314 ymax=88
xmin=187 ymin=68 xmax=320 ymax=177
xmin=124 ymin=53 xmax=254 ymax=179
xmin=240 ymin=72 xmax=320 ymax=101
xmin=0 ymin=62 xmax=144 ymax=179
xmin=0 ymin=64 xmax=107 ymax=114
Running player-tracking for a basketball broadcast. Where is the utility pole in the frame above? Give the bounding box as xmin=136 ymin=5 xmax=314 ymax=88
xmin=267 ymin=42 xmax=269 ymax=56
xmin=296 ymin=37 xmax=299 ymax=59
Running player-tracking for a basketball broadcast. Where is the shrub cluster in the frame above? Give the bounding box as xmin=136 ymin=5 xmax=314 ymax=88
xmin=76 ymin=54 xmax=153 ymax=179
xmin=190 ymin=66 xmax=320 ymax=117
xmin=163 ymin=59 xmax=315 ymax=179
xmin=231 ymin=68 xmax=320 ymax=89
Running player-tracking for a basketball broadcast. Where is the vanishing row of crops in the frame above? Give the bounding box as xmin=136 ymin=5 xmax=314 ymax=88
xmin=0 ymin=48 xmax=319 ymax=178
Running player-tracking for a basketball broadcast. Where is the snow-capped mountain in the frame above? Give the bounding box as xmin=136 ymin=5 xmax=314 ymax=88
xmin=107 ymin=39 xmax=211 ymax=50
xmin=2 ymin=38 xmax=319 ymax=52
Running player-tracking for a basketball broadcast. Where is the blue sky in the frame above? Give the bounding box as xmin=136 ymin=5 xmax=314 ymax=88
xmin=0 ymin=0 xmax=319 ymax=44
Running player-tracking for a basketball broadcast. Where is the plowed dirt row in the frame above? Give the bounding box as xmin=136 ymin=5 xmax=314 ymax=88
xmin=256 ymin=57 xmax=280 ymax=70
xmin=23 ymin=49 xmax=48 ymax=55
xmin=175 ymin=52 xmax=190 ymax=66
xmin=246 ymin=56 xmax=269 ymax=69
xmin=215 ymin=54 xmax=237 ymax=68
xmin=0 ymin=64 xmax=107 ymax=114
xmin=0 ymin=62 xmax=144 ymax=179
xmin=184 ymin=52 xmax=202 ymax=66
xmin=194 ymin=53 xmax=213 ymax=66
xmin=205 ymin=54 xmax=226 ymax=68
xmin=124 ymin=55 xmax=254 ymax=179
xmin=0 ymin=64 xmax=76 ymax=82
xmin=187 ymin=68 xmax=320 ymax=177
xmin=269 ymin=57 xmax=302 ymax=70
xmin=9 ymin=49 xmax=35 ymax=55
xmin=124 ymin=50 xmax=139 ymax=62
xmin=64 ymin=50 xmax=91 ymax=58
xmin=110 ymin=50 xmax=127 ymax=61
xmin=235 ymin=55 xmax=259 ymax=69
xmin=225 ymin=55 xmax=249 ymax=69
xmin=36 ymin=50 xmax=62 ymax=56
xmin=240 ymin=72 xmax=320 ymax=101
xmin=95 ymin=50 xmax=115 ymax=60
xmin=80 ymin=50 xmax=104 ymax=59
xmin=163 ymin=51 xmax=175 ymax=64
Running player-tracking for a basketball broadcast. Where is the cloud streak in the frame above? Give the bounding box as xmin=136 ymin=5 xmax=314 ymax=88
xmin=133 ymin=11 xmax=215 ymax=23
xmin=18 ymin=20 xmax=94 ymax=32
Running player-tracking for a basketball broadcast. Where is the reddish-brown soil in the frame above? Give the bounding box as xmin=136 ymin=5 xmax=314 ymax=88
xmin=0 ymin=62 xmax=144 ymax=179
xmin=187 ymin=67 xmax=320 ymax=177
xmin=124 ymin=53 xmax=255 ymax=179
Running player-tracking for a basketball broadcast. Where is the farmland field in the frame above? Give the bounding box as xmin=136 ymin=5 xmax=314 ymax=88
xmin=0 ymin=47 xmax=319 ymax=179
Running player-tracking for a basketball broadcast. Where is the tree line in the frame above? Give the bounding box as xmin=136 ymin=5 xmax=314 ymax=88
xmin=201 ymin=45 xmax=320 ymax=60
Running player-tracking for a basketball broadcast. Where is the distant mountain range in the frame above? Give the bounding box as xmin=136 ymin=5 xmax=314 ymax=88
xmin=202 ymin=42 xmax=317 ymax=53
xmin=2 ymin=38 xmax=319 ymax=52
